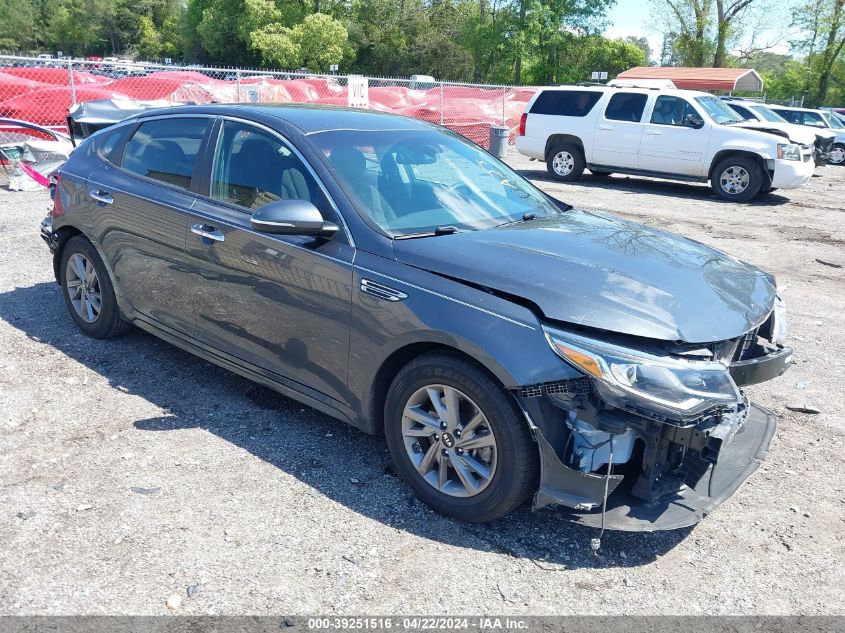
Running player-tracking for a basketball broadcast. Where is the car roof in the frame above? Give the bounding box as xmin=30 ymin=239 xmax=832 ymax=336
xmin=133 ymin=103 xmax=436 ymax=134
xmin=768 ymin=105 xmax=824 ymax=113
xmin=535 ymin=85 xmax=713 ymax=99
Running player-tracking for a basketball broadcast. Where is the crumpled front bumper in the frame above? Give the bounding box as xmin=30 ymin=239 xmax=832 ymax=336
xmin=527 ymin=402 xmax=777 ymax=532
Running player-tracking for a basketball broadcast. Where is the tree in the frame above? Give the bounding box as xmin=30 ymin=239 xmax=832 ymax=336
xmin=792 ymin=0 xmax=845 ymax=105
xmin=0 ymin=0 xmax=38 ymax=52
xmin=135 ymin=15 xmax=162 ymax=60
xmin=293 ymin=13 xmax=349 ymax=71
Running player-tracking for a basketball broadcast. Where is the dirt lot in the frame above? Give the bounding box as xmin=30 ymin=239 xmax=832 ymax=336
xmin=1 ymin=157 xmax=843 ymax=616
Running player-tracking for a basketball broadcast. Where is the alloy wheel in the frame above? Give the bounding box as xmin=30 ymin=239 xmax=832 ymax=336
xmin=401 ymin=385 xmax=498 ymax=498
xmin=552 ymin=151 xmax=575 ymax=176
xmin=719 ymin=165 xmax=750 ymax=195
xmin=65 ymin=253 xmax=102 ymax=323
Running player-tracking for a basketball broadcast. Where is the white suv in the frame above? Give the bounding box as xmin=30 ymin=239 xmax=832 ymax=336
xmin=517 ymin=86 xmax=816 ymax=202
xmin=768 ymin=105 xmax=845 ymax=166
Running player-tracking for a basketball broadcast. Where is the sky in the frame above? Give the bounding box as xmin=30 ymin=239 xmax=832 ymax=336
xmin=603 ymin=0 xmax=795 ymax=63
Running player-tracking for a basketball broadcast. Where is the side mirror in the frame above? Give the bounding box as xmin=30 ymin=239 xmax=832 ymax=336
xmin=250 ymin=199 xmax=338 ymax=237
xmin=685 ymin=113 xmax=705 ymax=129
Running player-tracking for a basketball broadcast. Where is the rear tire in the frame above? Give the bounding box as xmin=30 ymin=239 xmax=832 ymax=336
xmin=60 ymin=235 xmax=130 ymax=339
xmin=546 ymin=142 xmax=585 ymax=182
xmin=384 ymin=352 xmax=537 ymax=523
xmin=710 ymin=155 xmax=763 ymax=202
xmin=829 ymin=143 xmax=845 ymax=166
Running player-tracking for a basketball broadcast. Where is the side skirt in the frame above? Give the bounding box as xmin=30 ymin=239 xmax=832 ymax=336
xmin=131 ymin=315 xmax=370 ymax=433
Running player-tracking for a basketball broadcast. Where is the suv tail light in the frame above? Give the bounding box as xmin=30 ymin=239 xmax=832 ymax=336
xmin=518 ymin=113 xmax=527 ymax=136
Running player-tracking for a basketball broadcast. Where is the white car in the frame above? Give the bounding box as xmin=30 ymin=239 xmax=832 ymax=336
xmin=517 ymin=86 xmax=816 ymax=202
xmin=721 ymin=99 xmax=832 ymax=166
xmin=769 ymin=105 xmax=845 ymax=166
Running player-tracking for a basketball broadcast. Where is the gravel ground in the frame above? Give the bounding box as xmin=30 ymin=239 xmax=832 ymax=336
xmin=0 ymin=157 xmax=843 ymax=616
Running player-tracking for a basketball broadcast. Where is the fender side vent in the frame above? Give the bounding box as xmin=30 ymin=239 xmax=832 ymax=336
xmin=516 ymin=378 xmax=589 ymax=399
xmin=360 ymin=279 xmax=408 ymax=302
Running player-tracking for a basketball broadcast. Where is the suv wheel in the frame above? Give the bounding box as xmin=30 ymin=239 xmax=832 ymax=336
xmin=711 ymin=155 xmax=763 ymax=202
xmin=60 ymin=235 xmax=130 ymax=338
xmin=384 ymin=353 xmax=537 ymax=523
xmin=830 ymin=143 xmax=845 ymax=166
xmin=546 ymin=142 xmax=585 ymax=182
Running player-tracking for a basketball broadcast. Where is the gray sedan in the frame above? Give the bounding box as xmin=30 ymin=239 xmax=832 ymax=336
xmin=41 ymin=104 xmax=792 ymax=531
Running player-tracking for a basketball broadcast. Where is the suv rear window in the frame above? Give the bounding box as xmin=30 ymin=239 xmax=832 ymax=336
xmin=604 ymin=93 xmax=648 ymax=122
xmin=122 ymin=118 xmax=209 ymax=190
xmin=530 ymin=90 xmax=602 ymax=117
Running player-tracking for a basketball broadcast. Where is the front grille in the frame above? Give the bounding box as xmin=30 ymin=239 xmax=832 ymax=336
xmin=516 ymin=377 xmax=590 ymax=399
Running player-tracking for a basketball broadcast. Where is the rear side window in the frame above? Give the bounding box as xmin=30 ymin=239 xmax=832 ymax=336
xmin=122 ymin=118 xmax=209 ymax=190
xmin=90 ymin=125 xmax=130 ymax=165
xmin=604 ymin=93 xmax=648 ymax=122
xmin=530 ymin=90 xmax=602 ymax=117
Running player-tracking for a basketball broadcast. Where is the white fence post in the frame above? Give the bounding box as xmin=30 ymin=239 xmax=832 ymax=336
xmin=236 ymin=69 xmax=241 ymax=103
xmin=68 ymin=59 xmax=77 ymax=105
xmin=439 ymin=82 xmax=444 ymax=126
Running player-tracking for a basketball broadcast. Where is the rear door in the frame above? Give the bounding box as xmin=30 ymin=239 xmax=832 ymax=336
xmin=90 ymin=116 xmax=212 ymax=335
xmin=639 ymin=95 xmax=711 ymax=176
xmin=185 ymin=118 xmax=354 ymax=404
xmin=591 ymin=91 xmax=649 ymax=168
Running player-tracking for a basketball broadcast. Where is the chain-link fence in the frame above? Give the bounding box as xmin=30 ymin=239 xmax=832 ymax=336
xmin=0 ymin=55 xmax=538 ymax=150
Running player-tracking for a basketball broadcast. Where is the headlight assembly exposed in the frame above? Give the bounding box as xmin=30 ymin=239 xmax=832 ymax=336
xmin=543 ymin=326 xmax=741 ymax=420
xmin=777 ymin=143 xmax=801 ymax=161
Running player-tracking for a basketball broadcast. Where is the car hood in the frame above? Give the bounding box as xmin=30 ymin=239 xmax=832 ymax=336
xmin=735 ymin=120 xmax=817 ymax=145
xmin=393 ymin=210 xmax=776 ymax=343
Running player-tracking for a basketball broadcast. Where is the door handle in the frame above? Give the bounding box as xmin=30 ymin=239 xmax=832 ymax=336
xmin=89 ymin=190 xmax=113 ymax=205
xmin=645 ymin=130 xmax=662 ymax=136
xmin=598 ymin=124 xmax=613 ymax=130
xmin=191 ymin=223 xmax=225 ymax=243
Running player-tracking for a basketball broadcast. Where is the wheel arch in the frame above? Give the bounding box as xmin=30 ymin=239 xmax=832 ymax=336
xmin=708 ymin=149 xmax=771 ymax=183
xmin=51 ymin=224 xmax=130 ymax=315
xmin=544 ymin=134 xmax=585 ymax=160
xmin=369 ymin=342 xmax=521 ymax=436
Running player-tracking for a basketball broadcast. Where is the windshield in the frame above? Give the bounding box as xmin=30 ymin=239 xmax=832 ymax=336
xmin=822 ymin=111 xmax=845 ymax=129
xmin=696 ymin=96 xmax=745 ymax=124
xmin=751 ymin=105 xmax=788 ymax=123
xmin=310 ymin=129 xmax=563 ymax=236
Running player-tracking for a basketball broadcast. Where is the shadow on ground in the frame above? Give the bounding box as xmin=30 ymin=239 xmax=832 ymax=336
xmin=517 ymin=166 xmax=792 ymax=206
xmin=1 ymin=281 xmax=693 ymax=569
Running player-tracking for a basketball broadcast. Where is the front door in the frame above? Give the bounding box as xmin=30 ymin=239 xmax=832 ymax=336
xmin=185 ymin=119 xmax=355 ymax=405
xmin=639 ymin=95 xmax=712 ymax=177
xmin=94 ymin=116 xmax=211 ymax=335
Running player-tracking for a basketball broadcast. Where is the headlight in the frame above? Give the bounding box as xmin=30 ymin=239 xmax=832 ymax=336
xmin=544 ymin=326 xmax=740 ymax=420
xmin=777 ymin=143 xmax=801 ymax=161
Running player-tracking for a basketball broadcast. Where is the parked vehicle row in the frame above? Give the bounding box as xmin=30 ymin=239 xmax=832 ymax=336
xmin=516 ymin=85 xmax=839 ymax=202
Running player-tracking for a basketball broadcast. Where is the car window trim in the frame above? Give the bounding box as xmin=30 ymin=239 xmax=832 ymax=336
xmin=194 ymin=114 xmax=355 ymax=247
xmin=116 ymin=114 xmax=216 ymax=195
xmin=603 ymin=92 xmax=648 ymax=123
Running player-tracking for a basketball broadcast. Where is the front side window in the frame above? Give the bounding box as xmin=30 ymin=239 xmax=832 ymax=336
xmin=800 ymin=111 xmax=827 ymax=128
xmin=530 ymin=90 xmax=603 ymax=117
xmin=650 ymin=96 xmax=699 ymax=126
xmin=750 ymin=105 xmax=788 ymax=123
xmin=210 ymin=121 xmax=321 ymax=212
xmin=604 ymin=93 xmax=648 ymax=122
xmin=122 ymin=118 xmax=209 ymax=189
xmin=311 ymin=128 xmax=563 ymax=236
xmin=771 ymin=109 xmax=798 ymax=124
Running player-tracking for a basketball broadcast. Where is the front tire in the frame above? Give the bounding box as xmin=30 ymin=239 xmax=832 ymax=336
xmin=384 ymin=353 xmax=537 ymax=523
xmin=711 ymin=155 xmax=763 ymax=202
xmin=830 ymin=143 xmax=845 ymax=166
xmin=60 ymin=235 xmax=130 ymax=338
xmin=546 ymin=142 xmax=585 ymax=182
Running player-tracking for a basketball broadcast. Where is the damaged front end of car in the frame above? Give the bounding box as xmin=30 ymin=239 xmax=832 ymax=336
xmin=515 ymin=296 xmax=791 ymax=531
